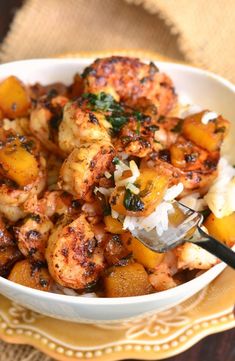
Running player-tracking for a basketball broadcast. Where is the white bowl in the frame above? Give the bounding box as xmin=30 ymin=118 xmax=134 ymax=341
xmin=0 ymin=58 xmax=234 ymax=323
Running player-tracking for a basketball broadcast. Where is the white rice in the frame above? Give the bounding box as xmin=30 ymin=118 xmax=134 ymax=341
xmin=180 ymin=193 xmax=207 ymax=212
xmin=123 ymin=183 xmax=184 ymax=236
xmin=176 ymin=95 xmax=202 ymax=118
xmin=94 ymin=186 xmax=114 ymax=197
xmin=164 ymin=183 xmax=184 ymax=201
xmin=52 ymin=283 xmax=97 ymax=297
xmin=204 ymin=157 xmax=235 ymax=218
xmin=123 ymin=201 xmax=174 ymax=236
xmin=201 ymin=111 xmax=218 ymax=124
xmin=114 ymin=160 xmax=140 ymax=187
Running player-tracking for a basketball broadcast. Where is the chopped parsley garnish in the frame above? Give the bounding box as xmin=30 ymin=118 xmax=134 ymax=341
xmin=82 ymin=92 xmax=129 ymax=133
xmin=123 ymin=189 xmax=144 ymax=212
xmin=200 ymin=208 xmax=211 ymax=219
xmin=112 ymin=156 xmax=120 ymax=165
xmin=106 ymin=113 xmax=129 ymax=133
xmin=215 ymin=126 xmax=226 ymax=133
xmin=82 ymin=92 xmax=123 ymax=113
xmin=83 ymin=92 xmax=153 ymax=134
xmin=171 ymin=119 xmax=184 ymax=133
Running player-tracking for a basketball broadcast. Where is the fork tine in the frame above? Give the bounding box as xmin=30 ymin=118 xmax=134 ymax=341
xmin=131 ymin=201 xmax=203 ymax=253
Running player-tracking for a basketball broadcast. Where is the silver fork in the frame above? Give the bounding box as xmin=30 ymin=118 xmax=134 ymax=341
xmin=130 ymin=201 xmax=235 ymax=269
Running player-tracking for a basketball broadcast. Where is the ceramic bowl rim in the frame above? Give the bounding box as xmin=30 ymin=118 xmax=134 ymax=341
xmin=0 ymin=57 xmax=234 ymax=306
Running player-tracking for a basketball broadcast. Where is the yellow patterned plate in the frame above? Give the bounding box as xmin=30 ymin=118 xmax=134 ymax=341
xmin=0 ymin=267 xmax=234 ymax=361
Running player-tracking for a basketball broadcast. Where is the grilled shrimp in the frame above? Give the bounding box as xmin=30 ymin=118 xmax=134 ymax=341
xmin=0 ymin=132 xmax=46 ymax=221
xmin=114 ymin=114 xmax=161 ymax=158
xmin=24 ymin=191 xmax=75 ymax=219
xmin=175 ymin=242 xmax=218 ymax=270
xmin=30 ymin=94 xmax=68 ymax=156
xmin=59 ymin=142 xmax=115 ymax=202
xmin=58 ymin=99 xmax=111 ymax=154
xmin=16 ymin=214 xmax=53 ymax=261
xmin=82 ymin=56 xmax=176 ymax=117
xmin=46 ymin=213 xmax=105 ymax=289
xmin=149 ymin=251 xmax=179 ymax=291
xmin=142 ymin=137 xmax=219 ymax=194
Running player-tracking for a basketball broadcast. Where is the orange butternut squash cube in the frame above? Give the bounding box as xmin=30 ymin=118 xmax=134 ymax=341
xmin=204 ymin=212 xmax=235 ymax=247
xmin=0 ymin=139 xmax=39 ymax=187
xmin=121 ymin=231 xmax=164 ymax=269
xmin=8 ymin=259 xmax=52 ymax=291
xmin=104 ymin=215 xmax=124 ymax=234
xmin=104 ymin=263 xmax=153 ymax=297
xmin=110 ymin=168 xmax=169 ymax=217
xmin=0 ymin=76 xmax=31 ymax=118
xmin=182 ymin=111 xmax=230 ymax=152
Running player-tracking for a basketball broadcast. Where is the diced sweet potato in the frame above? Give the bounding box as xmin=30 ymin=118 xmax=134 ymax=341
xmin=149 ymin=263 xmax=178 ymax=291
xmin=110 ymin=168 xmax=169 ymax=217
xmin=0 ymin=139 xmax=39 ymax=186
xmin=0 ymin=76 xmax=31 ymax=118
xmin=182 ymin=111 xmax=230 ymax=152
xmin=8 ymin=259 xmax=52 ymax=291
xmin=0 ymin=246 xmax=22 ymax=276
xmin=104 ymin=235 xmax=131 ymax=266
xmin=121 ymin=232 xmax=164 ymax=269
xmin=204 ymin=212 xmax=235 ymax=247
xmin=104 ymin=263 xmax=153 ymax=297
xmin=104 ymin=215 xmax=124 ymax=234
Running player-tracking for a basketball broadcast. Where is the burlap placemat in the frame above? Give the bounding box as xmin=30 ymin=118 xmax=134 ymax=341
xmin=0 ymin=0 xmax=234 ymax=360
xmin=0 ymin=0 xmax=235 ymax=82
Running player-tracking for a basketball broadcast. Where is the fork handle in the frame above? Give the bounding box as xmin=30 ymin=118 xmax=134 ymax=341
xmin=191 ymin=226 xmax=235 ymax=269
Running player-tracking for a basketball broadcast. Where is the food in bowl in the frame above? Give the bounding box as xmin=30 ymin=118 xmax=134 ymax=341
xmin=0 ymin=56 xmax=234 ymax=299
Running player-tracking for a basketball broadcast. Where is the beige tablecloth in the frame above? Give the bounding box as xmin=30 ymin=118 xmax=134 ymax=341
xmin=0 ymin=0 xmax=234 ymax=360
xmin=1 ymin=0 xmax=235 ymax=82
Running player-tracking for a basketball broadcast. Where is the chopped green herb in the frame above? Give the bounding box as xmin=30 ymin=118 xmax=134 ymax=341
xmin=200 ymin=208 xmax=211 ymax=219
xmin=112 ymin=156 xmax=120 ymax=165
xmin=106 ymin=113 xmax=129 ymax=133
xmin=215 ymin=126 xmax=226 ymax=134
xmin=123 ymin=189 xmax=144 ymax=212
xmin=171 ymin=119 xmax=184 ymax=133
xmin=83 ymin=92 xmax=123 ymax=113
xmin=103 ymin=204 xmax=111 ymax=216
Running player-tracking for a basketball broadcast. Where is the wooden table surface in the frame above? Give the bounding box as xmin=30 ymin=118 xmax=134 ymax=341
xmin=0 ymin=1 xmax=235 ymax=361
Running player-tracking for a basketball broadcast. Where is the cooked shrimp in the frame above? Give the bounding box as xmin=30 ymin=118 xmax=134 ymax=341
xmin=59 ymin=142 xmax=115 ymax=202
xmin=82 ymin=56 xmax=176 ymax=117
xmin=16 ymin=214 xmax=53 ymax=261
xmin=149 ymin=251 xmax=179 ymax=291
xmin=58 ymin=99 xmax=111 ymax=154
xmin=30 ymin=94 xmax=68 ymax=156
xmin=46 ymin=153 xmax=63 ymax=189
xmin=142 ymin=136 xmax=219 ymax=195
xmin=175 ymin=242 xmax=218 ymax=270
xmin=46 ymin=213 xmax=105 ymax=289
xmin=0 ymin=132 xmax=46 ymax=221
xmin=0 ymin=216 xmax=15 ymax=248
xmin=24 ymin=191 xmax=75 ymax=219
xmin=114 ymin=114 xmax=162 ymax=158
